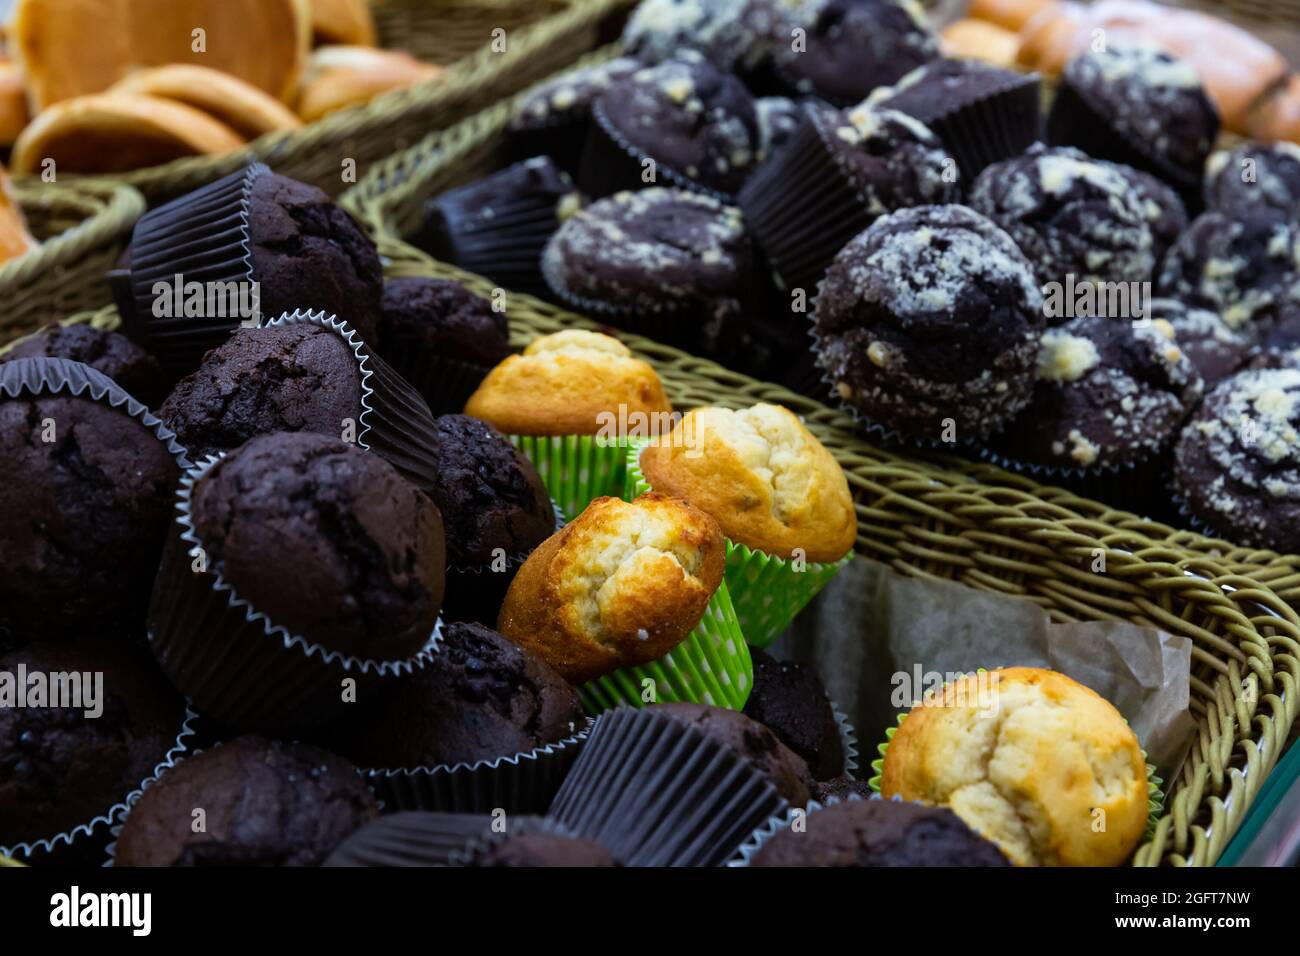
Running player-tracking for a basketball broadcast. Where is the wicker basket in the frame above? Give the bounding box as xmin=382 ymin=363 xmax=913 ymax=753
xmin=0 ymin=179 xmax=145 ymax=349
xmin=48 ymin=0 xmax=632 ymax=205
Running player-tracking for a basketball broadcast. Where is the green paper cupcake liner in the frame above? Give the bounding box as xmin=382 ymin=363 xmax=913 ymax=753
xmin=510 ymin=433 xmax=629 ymax=522
xmin=625 ymin=441 xmax=851 ymax=646
xmin=867 ymin=707 xmax=1165 ymax=839
xmin=578 ymin=579 xmax=753 ymax=714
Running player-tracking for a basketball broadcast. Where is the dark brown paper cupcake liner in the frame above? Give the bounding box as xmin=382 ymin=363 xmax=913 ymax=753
xmin=546 ymin=707 xmax=787 ymax=867
xmin=442 ymin=499 xmax=565 ymax=624
xmin=364 ymin=717 xmax=594 ymax=816
xmin=919 ymin=72 xmax=1041 ymax=183
xmin=508 ymin=115 xmax=590 ymax=179
xmin=322 ymin=812 xmax=496 ymax=866
xmin=445 ymin=815 xmax=590 ymax=866
xmin=147 ymin=456 xmax=446 ymax=735
xmin=377 ymin=339 xmax=493 ymax=416
xmin=265 ymin=309 xmax=440 ymax=493
xmin=6 ymin=707 xmax=197 ymax=867
xmin=738 ymin=110 xmax=877 ymax=295
xmin=577 ymin=101 xmax=736 ymax=202
xmin=117 ymin=162 xmax=266 ymax=377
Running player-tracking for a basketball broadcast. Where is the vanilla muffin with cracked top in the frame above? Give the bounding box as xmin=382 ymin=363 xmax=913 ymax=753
xmin=497 ymin=492 xmax=725 ymax=684
xmin=464 ymin=330 xmax=672 ymax=437
xmin=881 ymin=667 xmax=1149 ymax=867
xmin=639 ymin=403 xmax=855 ymax=562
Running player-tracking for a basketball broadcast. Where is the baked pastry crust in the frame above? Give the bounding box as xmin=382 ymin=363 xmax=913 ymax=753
xmin=308 ymin=0 xmax=377 ymax=47
xmin=296 ymin=46 xmax=443 ymax=123
xmin=881 ymin=666 xmax=1149 ymax=867
xmin=111 ymin=65 xmax=304 ymax=139
xmin=639 ymin=404 xmax=856 ymax=562
xmin=498 ymin=493 xmax=725 ymax=684
xmin=0 ymin=166 xmax=38 ymax=264
xmin=464 ymin=330 xmax=673 ymax=437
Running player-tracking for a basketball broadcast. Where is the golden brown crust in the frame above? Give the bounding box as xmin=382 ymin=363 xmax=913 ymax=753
xmin=12 ymin=0 xmax=311 ymax=111
xmin=639 ymin=404 xmax=856 ymax=562
xmin=10 ymin=93 xmax=245 ymax=175
xmin=497 ymin=493 xmax=725 ymax=684
xmin=0 ymin=63 xmax=31 ymax=147
xmin=0 ymin=166 xmax=37 ymax=264
xmin=970 ymin=0 xmax=1056 ymax=32
xmin=295 ymin=46 xmax=443 ymax=123
xmin=881 ymin=667 xmax=1148 ymax=867
xmin=308 ymin=0 xmax=377 ymax=47
xmin=464 ymin=330 xmax=673 ymax=437
xmin=940 ymin=19 xmax=1020 ymax=69
xmin=110 ymin=65 xmax=304 ymax=139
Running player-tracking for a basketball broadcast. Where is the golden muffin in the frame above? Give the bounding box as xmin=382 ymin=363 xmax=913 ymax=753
xmin=110 ymin=65 xmax=303 ymax=139
xmin=10 ymin=93 xmax=245 ymax=175
xmin=881 ymin=667 xmax=1149 ymax=867
xmin=464 ymin=330 xmax=673 ymax=437
xmin=639 ymin=404 xmax=856 ymax=563
xmin=295 ymin=46 xmax=444 ymax=122
xmin=498 ymin=493 xmax=725 ymax=684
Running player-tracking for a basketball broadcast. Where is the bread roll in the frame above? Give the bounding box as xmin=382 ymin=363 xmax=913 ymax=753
xmin=0 ymin=167 xmax=37 ymax=264
xmin=309 ymin=0 xmax=377 ymax=47
xmin=881 ymin=667 xmax=1149 ymax=867
xmin=295 ymin=45 xmax=443 ymax=122
xmin=970 ymin=0 xmax=1057 ymax=32
xmin=465 ymin=330 xmax=673 ymax=437
xmin=0 ymin=63 xmax=30 ymax=148
xmin=111 ymin=65 xmax=303 ymax=139
xmin=639 ymin=403 xmax=856 ymax=562
xmin=498 ymin=493 xmax=725 ymax=683
xmin=941 ymin=18 xmax=1020 ymax=69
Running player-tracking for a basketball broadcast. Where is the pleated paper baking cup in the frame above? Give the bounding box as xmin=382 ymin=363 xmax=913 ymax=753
xmin=908 ymin=72 xmax=1041 ymax=183
xmin=147 ymin=456 xmax=445 ymax=735
xmin=7 ymin=707 xmax=197 ymax=867
xmin=264 ymin=309 xmax=440 ymax=493
xmin=117 ymin=162 xmax=264 ymax=377
xmin=364 ymin=717 xmax=594 ymax=815
xmin=445 ymin=815 xmax=598 ymax=866
xmin=509 ymin=433 xmax=630 ymax=522
xmin=547 ymin=706 xmax=788 ymax=866
xmin=374 ymin=343 xmax=492 ymax=416
xmin=726 ymin=793 xmax=868 ymax=866
xmin=835 ymin=704 xmax=860 ymax=778
xmin=442 ymin=500 xmax=565 ymax=625
xmin=737 ymin=109 xmax=877 ymax=295
xmin=578 ymin=579 xmax=752 ymax=714
xmin=625 ymin=442 xmax=851 ymax=647
xmin=322 ymin=812 xmax=495 ymax=867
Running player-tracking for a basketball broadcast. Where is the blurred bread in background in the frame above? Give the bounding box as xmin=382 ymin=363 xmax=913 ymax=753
xmin=111 ymin=65 xmax=304 ymax=139
xmin=296 ymin=46 xmax=445 ymax=123
xmin=309 ymin=0 xmax=377 ymax=47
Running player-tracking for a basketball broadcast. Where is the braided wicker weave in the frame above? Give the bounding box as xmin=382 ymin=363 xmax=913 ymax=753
xmin=0 ymin=179 xmax=145 ymax=348
xmin=54 ymin=0 xmax=632 ymax=204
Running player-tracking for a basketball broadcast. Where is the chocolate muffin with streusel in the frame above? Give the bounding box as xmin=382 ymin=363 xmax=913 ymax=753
xmin=471 ymin=830 xmax=618 ymax=868
xmin=813 ymin=204 xmax=1044 ymax=444
xmin=377 ymin=277 xmax=511 ymax=414
xmin=1 ymin=324 xmax=165 ymax=407
xmin=1205 ymin=142 xmax=1300 ymax=221
xmin=1107 ymin=163 xmax=1188 ymax=268
xmin=113 ymin=736 xmax=378 ymax=866
xmin=0 ymin=639 xmax=185 ymax=856
xmin=327 ymin=622 xmax=584 ymax=769
xmin=970 ymin=145 xmax=1155 ymax=293
xmin=186 ymin=431 xmax=445 ymax=661
xmin=744 ymin=649 xmax=845 ymax=781
xmin=991 ymin=316 xmax=1203 ymax=474
xmin=1157 ymin=209 xmax=1300 ymax=330
xmin=750 ymin=798 xmax=1011 ymax=867
xmin=1047 ymin=43 xmax=1219 ymax=193
xmin=739 ymin=101 xmax=959 ymax=294
xmin=583 ymin=52 xmax=759 ymax=197
xmin=772 ymin=0 xmax=939 ymax=107
xmin=1173 ymin=368 xmax=1300 ymax=551
xmin=622 ymin=0 xmax=785 ymax=75
xmin=0 ymin=358 xmax=182 ymax=646
xmin=159 ymin=323 xmax=361 ymax=461
xmin=1151 ymin=298 xmax=1252 ymax=387
xmin=652 ymin=702 xmax=813 ymax=807
xmin=541 ymin=187 xmax=753 ymax=353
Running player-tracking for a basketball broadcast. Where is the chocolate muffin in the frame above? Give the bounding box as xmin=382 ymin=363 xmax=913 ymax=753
xmin=970 ymin=145 xmax=1155 ymax=292
xmin=1157 ymin=210 xmax=1300 ymax=330
xmin=113 ymin=736 xmax=379 ymax=866
xmin=1173 ymin=368 xmax=1300 ymax=551
xmin=541 ymin=187 xmax=752 ymax=352
xmin=744 ymin=649 xmax=845 ymax=781
xmin=811 ymin=777 xmax=876 ymax=803
xmin=1205 ymin=142 xmax=1300 ymax=221
xmin=1152 ymin=297 xmax=1252 ymax=387
xmin=188 ymin=431 xmax=445 ymax=661
xmin=246 ymin=171 xmax=384 ymax=343
xmin=159 ymin=323 xmax=361 ymax=461
xmin=1107 ymin=162 xmax=1188 ymax=268
xmin=991 ymin=317 xmax=1204 ymax=472
xmin=754 ymin=95 xmax=802 ymax=161
xmin=0 ymin=639 xmax=185 ymax=853
xmin=585 ymin=52 xmax=759 ymax=197
xmin=327 ymin=622 xmax=584 ymax=769
xmin=652 ymin=701 xmax=813 ymax=807
xmin=472 ymin=831 xmax=618 ymax=868
xmin=1048 ymin=43 xmax=1219 ymax=192
xmin=813 ymin=204 xmax=1044 ymax=443
xmin=410 ymin=157 xmax=584 ymax=300
xmin=0 ymin=359 xmax=182 ymax=645
xmin=426 ymin=415 xmax=554 ymax=566
xmin=1 ymin=324 xmax=165 ymax=407
xmin=622 ymin=0 xmax=785 ymax=74
xmin=773 ymin=0 xmax=939 ymax=107
xmin=750 ymin=799 xmax=1011 ymax=867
